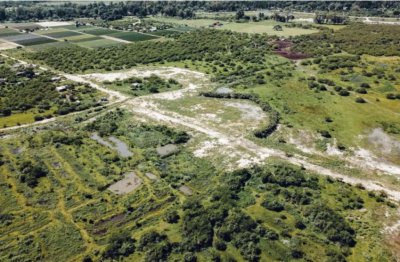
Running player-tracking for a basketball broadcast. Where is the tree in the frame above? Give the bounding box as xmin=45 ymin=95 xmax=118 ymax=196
xmin=162 ymin=210 xmax=180 ymax=223
xmin=273 ymin=25 xmax=283 ymax=31
xmin=236 ymin=9 xmax=244 ymax=20
xmin=2 ymin=109 xmax=11 ymax=116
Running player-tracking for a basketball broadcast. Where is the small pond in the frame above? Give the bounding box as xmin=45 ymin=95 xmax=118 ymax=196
xmin=145 ymin=173 xmax=158 ymax=180
xmin=156 ymin=144 xmax=178 ymax=156
xmin=215 ymin=87 xmax=233 ymax=94
xmin=91 ymin=133 xmax=133 ymax=157
xmin=108 ymin=172 xmax=142 ymax=195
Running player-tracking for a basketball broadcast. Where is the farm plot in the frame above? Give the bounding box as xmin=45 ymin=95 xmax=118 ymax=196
xmin=84 ymin=28 xmax=120 ymax=35
xmin=56 ymin=25 xmax=97 ymax=31
xmin=2 ymin=33 xmax=57 ymax=46
xmin=148 ymin=29 xmax=182 ymax=36
xmin=28 ymin=41 xmax=73 ymax=51
xmin=170 ymin=26 xmax=198 ymax=32
xmin=111 ymin=31 xmax=158 ymax=42
xmin=43 ymin=30 xmax=82 ymax=39
xmin=64 ymin=34 xmax=102 ymax=43
xmin=76 ymin=38 xmax=125 ymax=48
xmin=12 ymin=24 xmax=42 ymax=30
xmin=0 ymin=28 xmax=20 ymax=37
xmin=34 ymin=27 xmax=69 ymax=35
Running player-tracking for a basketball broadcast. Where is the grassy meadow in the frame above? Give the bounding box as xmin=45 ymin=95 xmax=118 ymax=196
xmin=148 ymin=17 xmax=319 ymax=36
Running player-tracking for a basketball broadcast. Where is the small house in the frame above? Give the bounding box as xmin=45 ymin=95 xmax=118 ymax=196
xmin=56 ymin=85 xmax=68 ymax=92
xmin=149 ymin=27 xmax=157 ymax=32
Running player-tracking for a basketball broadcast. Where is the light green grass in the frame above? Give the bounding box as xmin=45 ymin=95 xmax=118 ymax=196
xmin=76 ymin=38 xmax=124 ymax=48
xmin=148 ymin=17 xmax=319 ymax=36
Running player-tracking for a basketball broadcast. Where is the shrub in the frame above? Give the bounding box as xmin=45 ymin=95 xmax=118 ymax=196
xmin=214 ymin=239 xmax=227 ymax=251
xmin=356 ymin=88 xmax=367 ymax=94
xmin=34 ymin=115 xmax=44 ymax=121
xmin=355 ymin=97 xmax=366 ymax=103
xmin=360 ymin=83 xmax=371 ymax=88
xmin=338 ymin=90 xmax=350 ymax=96
xmin=386 ymin=93 xmax=396 ymax=99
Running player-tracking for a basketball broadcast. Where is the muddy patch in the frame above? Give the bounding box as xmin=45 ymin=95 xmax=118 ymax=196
xmin=9 ymin=146 xmax=25 ymax=155
xmin=156 ymin=144 xmax=178 ymax=156
xmin=272 ymin=40 xmax=311 ymax=60
xmin=223 ymin=101 xmax=266 ymax=121
xmin=108 ymin=172 xmax=142 ymax=195
xmin=179 ymin=185 xmax=193 ymax=195
xmin=51 ymin=162 xmax=62 ymax=168
xmin=145 ymin=173 xmax=158 ymax=180
xmin=90 ymin=132 xmax=133 ymax=157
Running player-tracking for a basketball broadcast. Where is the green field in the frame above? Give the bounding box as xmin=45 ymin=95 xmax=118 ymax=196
xmin=147 ymin=29 xmax=182 ymax=36
xmin=76 ymin=38 xmax=125 ymax=48
xmin=44 ymin=31 xmax=82 ymax=39
xmin=27 ymin=41 xmax=74 ymax=51
xmin=0 ymin=28 xmax=20 ymax=37
xmin=111 ymin=31 xmax=159 ymax=42
xmin=84 ymin=28 xmax=120 ymax=35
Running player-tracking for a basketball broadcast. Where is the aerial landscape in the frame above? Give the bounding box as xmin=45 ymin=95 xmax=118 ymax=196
xmin=1 ymin=1 xmax=400 ymax=261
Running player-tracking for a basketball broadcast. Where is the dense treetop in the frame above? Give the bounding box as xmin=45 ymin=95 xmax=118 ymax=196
xmin=292 ymin=23 xmax=400 ymax=57
xmin=26 ymin=29 xmax=275 ymax=74
xmin=1 ymin=1 xmax=400 ymax=21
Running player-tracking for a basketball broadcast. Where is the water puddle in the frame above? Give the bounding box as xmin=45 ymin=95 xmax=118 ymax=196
xmin=108 ymin=172 xmax=142 ymax=195
xmin=156 ymin=144 xmax=178 ymax=156
xmin=91 ymin=132 xmax=133 ymax=157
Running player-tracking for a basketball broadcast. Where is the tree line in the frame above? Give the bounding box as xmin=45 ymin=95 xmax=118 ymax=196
xmin=1 ymin=1 xmax=400 ymax=22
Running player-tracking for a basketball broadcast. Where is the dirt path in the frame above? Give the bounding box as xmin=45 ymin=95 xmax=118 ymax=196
xmin=100 ymin=34 xmax=132 ymax=43
xmin=124 ymin=100 xmax=400 ymax=200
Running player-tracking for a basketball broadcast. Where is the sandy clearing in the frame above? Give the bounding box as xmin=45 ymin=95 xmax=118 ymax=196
xmin=0 ymin=42 xmax=19 ymax=50
xmin=37 ymin=21 xmax=72 ymax=27
xmin=63 ymin=74 xmax=127 ymax=102
xmin=223 ymin=101 xmax=266 ymax=121
xmin=80 ymin=67 xmax=204 ymax=83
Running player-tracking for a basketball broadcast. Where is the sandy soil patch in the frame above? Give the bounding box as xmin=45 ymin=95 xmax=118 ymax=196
xmin=179 ymin=185 xmax=193 ymax=195
xmin=108 ymin=172 xmax=142 ymax=195
xmin=367 ymin=128 xmax=400 ymax=155
xmin=37 ymin=21 xmax=71 ymax=27
xmin=0 ymin=42 xmax=19 ymax=50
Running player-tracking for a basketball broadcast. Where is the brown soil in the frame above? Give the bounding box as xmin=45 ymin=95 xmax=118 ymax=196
xmin=274 ymin=50 xmax=312 ymax=60
xmin=272 ymin=40 xmax=311 ymax=60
